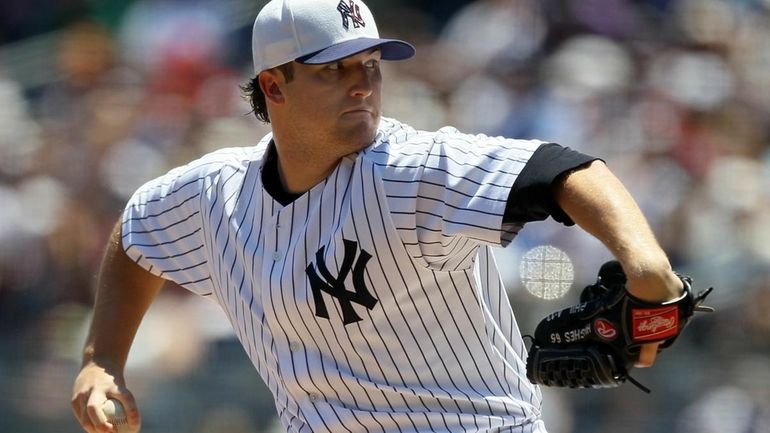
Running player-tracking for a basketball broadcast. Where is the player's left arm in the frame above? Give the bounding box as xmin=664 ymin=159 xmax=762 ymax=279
xmin=552 ymin=159 xmax=683 ymax=367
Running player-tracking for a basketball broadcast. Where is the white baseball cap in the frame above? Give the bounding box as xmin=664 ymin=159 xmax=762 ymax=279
xmin=251 ymin=0 xmax=415 ymax=74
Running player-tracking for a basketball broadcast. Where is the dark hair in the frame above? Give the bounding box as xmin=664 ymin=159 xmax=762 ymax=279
xmin=240 ymin=63 xmax=295 ymax=123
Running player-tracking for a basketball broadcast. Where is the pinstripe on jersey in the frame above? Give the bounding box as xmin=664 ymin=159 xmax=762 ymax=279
xmin=122 ymin=117 xmax=548 ymax=433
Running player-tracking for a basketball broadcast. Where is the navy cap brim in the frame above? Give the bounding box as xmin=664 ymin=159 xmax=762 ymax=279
xmin=296 ymin=38 xmax=415 ymax=65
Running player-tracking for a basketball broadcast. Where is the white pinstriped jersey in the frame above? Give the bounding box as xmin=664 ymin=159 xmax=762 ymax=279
xmin=122 ymin=117 xmax=547 ymax=433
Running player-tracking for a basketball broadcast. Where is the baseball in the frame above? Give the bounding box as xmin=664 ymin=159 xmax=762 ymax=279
xmin=101 ymin=399 xmax=134 ymax=433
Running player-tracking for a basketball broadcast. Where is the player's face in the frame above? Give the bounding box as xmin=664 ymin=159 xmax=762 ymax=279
xmin=283 ymin=49 xmax=382 ymax=152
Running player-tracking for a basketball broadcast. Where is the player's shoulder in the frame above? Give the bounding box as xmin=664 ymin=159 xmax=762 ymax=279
xmin=370 ymin=117 xmax=545 ymax=157
xmin=192 ymin=137 xmax=269 ymax=172
xmin=368 ymin=117 xmax=443 ymax=161
xmin=173 ymin=135 xmax=270 ymax=179
xmin=434 ymin=125 xmax=547 ymax=154
xmin=135 ymin=135 xmax=270 ymax=198
xmin=362 ymin=117 xmax=437 ymax=166
xmin=374 ymin=117 xmax=437 ymax=148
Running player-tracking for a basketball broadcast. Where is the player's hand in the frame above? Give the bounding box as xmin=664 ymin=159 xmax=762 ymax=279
xmin=71 ymin=362 xmax=141 ymax=433
xmin=626 ymin=269 xmax=685 ymax=368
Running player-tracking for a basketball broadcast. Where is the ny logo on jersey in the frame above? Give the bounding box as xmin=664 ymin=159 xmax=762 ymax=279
xmin=306 ymin=239 xmax=378 ymax=325
xmin=337 ymin=0 xmax=366 ymax=30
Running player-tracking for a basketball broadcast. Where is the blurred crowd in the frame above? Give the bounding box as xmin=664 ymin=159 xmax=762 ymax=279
xmin=1 ymin=0 xmax=769 ymax=432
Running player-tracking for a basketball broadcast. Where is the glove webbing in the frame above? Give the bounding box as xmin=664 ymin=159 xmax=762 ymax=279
xmin=524 ymin=342 xmax=651 ymax=393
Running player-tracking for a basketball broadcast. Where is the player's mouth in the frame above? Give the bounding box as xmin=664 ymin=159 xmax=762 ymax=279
xmin=342 ymin=107 xmax=374 ymax=116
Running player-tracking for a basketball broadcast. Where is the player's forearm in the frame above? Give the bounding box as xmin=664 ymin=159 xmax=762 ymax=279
xmin=82 ymin=221 xmax=164 ymax=370
xmin=553 ymin=160 xmax=681 ymax=301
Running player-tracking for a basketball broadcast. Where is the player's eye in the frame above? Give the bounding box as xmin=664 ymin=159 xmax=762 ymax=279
xmin=326 ymin=62 xmax=343 ymax=71
xmin=364 ymin=59 xmax=379 ymax=69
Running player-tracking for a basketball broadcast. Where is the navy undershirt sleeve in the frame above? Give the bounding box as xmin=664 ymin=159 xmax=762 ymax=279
xmin=504 ymin=143 xmax=600 ymax=226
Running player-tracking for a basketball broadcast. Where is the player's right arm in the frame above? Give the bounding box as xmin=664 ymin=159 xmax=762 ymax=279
xmin=71 ymin=219 xmax=165 ymax=433
xmin=70 ymin=147 xmax=250 ymax=432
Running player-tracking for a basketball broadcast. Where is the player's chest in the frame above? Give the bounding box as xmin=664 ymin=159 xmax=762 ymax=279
xmin=209 ymin=159 xmax=417 ymax=328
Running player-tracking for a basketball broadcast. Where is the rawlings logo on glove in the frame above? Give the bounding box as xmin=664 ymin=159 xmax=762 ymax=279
xmin=525 ymin=260 xmax=714 ymax=393
xmin=633 ymin=307 xmax=678 ymax=340
xmin=594 ymin=318 xmax=617 ymax=340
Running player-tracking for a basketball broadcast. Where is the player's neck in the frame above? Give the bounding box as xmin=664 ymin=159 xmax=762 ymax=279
xmin=270 ymin=138 xmax=342 ymax=194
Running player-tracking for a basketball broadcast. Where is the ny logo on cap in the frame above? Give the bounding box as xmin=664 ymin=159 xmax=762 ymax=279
xmin=337 ymin=0 xmax=366 ymax=30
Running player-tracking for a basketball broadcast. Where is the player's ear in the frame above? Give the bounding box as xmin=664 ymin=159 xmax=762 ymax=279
xmin=259 ymin=69 xmax=285 ymax=104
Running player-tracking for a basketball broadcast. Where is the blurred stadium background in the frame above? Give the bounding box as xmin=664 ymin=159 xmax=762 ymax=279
xmin=1 ymin=0 xmax=769 ymax=432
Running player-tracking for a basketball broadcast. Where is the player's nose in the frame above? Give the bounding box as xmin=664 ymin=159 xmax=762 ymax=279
xmin=348 ymin=65 xmax=375 ymax=98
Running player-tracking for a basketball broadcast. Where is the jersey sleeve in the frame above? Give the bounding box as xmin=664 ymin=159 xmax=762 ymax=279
xmin=120 ymin=155 xmax=223 ymax=296
xmin=504 ymin=143 xmax=600 ymax=226
xmin=378 ymin=125 xmax=544 ymax=270
xmin=422 ymin=128 xmax=544 ymax=246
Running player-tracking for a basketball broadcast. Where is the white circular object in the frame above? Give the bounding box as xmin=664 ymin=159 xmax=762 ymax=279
xmin=520 ymin=245 xmax=574 ymax=299
xmin=102 ymin=399 xmax=133 ymax=433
